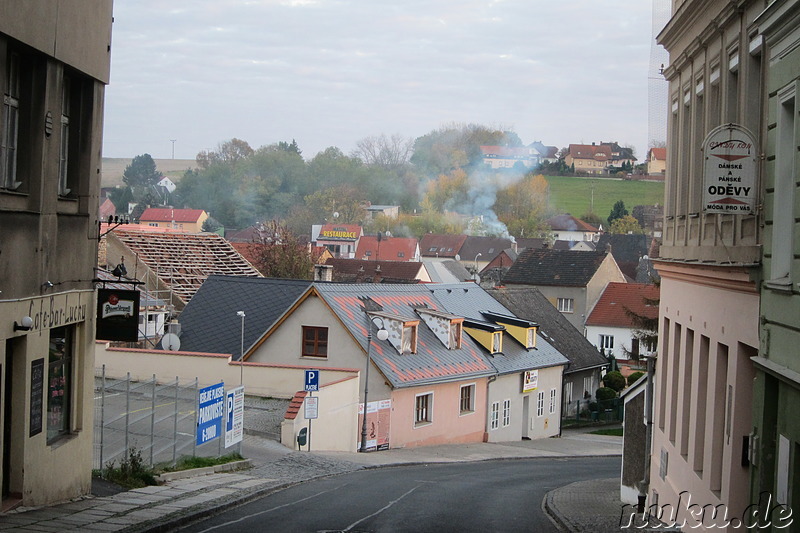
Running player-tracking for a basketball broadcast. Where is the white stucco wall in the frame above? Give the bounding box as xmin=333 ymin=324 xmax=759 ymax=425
xmin=485 ymin=366 xmax=563 ymax=442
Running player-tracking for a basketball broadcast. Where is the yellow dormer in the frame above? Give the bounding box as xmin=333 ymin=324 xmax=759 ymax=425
xmin=481 ymin=311 xmax=538 ymax=349
xmin=463 ymin=319 xmax=505 ymax=355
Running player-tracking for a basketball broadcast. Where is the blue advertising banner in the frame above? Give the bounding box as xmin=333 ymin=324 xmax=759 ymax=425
xmin=197 ymin=382 xmax=225 ymax=445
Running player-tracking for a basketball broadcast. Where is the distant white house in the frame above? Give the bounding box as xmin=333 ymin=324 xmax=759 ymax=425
xmin=157 ymin=176 xmax=177 ymax=193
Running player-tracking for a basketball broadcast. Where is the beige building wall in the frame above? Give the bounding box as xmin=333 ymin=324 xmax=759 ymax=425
xmin=248 ymin=293 xmax=394 ymax=403
xmin=280 ymin=376 xmax=361 ymax=452
xmin=95 ymin=343 xmax=359 ymax=399
xmin=650 ymin=263 xmax=758 ymax=527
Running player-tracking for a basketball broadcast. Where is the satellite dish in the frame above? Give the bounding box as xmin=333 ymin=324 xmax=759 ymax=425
xmin=163 ymin=333 xmax=181 ymax=351
xmin=455 ymin=254 xmax=461 ymax=261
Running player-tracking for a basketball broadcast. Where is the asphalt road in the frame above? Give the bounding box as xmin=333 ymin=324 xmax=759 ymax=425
xmin=179 ymin=456 xmax=621 ymax=533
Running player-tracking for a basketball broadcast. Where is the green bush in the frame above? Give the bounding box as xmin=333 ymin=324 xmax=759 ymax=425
xmin=627 ymin=371 xmax=645 ymax=387
xmin=104 ymin=447 xmax=157 ymax=489
xmin=602 ymin=370 xmax=626 ymax=392
xmin=595 ymin=387 xmax=617 ymax=402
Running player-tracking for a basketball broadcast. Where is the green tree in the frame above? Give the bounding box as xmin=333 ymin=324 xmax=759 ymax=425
xmin=595 ymin=387 xmax=617 ymax=401
xmin=602 ymin=371 xmax=626 ymax=393
xmin=277 ymin=139 xmax=302 ymax=156
xmin=423 ymin=169 xmax=470 ymax=212
xmin=122 ymin=154 xmax=161 ymax=189
xmin=627 ymin=371 xmax=645 ymax=387
xmin=494 ymin=173 xmax=551 ymax=237
xmin=249 ymin=221 xmax=315 ymax=280
xmin=609 ymin=214 xmax=645 ymax=235
xmin=108 ymin=186 xmax=134 ymax=214
xmin=196 ymin=138 xmax=254 ymax=170
xmin=608 ymin=199 xmax=628 ymax=224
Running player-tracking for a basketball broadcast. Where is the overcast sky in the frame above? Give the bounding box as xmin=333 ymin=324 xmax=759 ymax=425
xmin=102 ymin=0 xmax=660 ymax=162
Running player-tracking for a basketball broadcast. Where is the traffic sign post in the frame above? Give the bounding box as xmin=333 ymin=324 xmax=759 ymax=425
xmin=304 ymin=369 xmax=319 ymax=392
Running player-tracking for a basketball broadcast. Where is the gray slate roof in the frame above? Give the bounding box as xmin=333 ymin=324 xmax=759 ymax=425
xmin=177 ymin=275 xmax=312 ymax=358
xmin=486 ymin=286 xmax=608 ymax=374
xmin=315 ymin=283 xmax=495 ymax=388
xmin=502 ymin=248 xmax=609 ymax=287
xmin=422 ymin=259 xmax=472 ymax=283
xmin=426 ymin=283 xmax=569 ymax=375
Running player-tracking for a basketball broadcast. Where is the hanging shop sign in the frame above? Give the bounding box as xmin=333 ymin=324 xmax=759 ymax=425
xmin=96 ymin=288 xmax=140 ymax=342
xmin=703 ymin=124 xmax=757 ymax=214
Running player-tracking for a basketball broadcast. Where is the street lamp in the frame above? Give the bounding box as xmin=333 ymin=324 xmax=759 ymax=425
xmin=360 ymin=314 xmax=388 ymax=452
xmin=473 ymin=253 xmax=482 ymax=281
xmin=237 ymin=311 xmax=246 ymax=385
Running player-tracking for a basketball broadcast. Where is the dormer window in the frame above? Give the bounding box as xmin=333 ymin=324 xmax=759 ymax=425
xmin=414 ymin=307 xmax=463 ymax=350
xmin=402 ymin=323 xmax=417 ymax=354
xmin=491 ymin=332 xmax=502 ymax=353
xmin=480 ymin=310 xmax=538 ymax=350
xmin=463 ymin=318 xmax=505 ymax=355
xmin=450 ymin=321 xmax=462 ymax=350
xmin=368 ymin=311 xmax=418 ymax=355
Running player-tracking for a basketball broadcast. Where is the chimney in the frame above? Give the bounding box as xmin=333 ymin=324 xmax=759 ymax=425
xmin=313 ymin=264 xmax=332 ymax=282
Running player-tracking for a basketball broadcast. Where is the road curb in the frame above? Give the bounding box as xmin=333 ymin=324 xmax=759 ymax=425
xmin=543 ymin=489 xmax=573 ymax=532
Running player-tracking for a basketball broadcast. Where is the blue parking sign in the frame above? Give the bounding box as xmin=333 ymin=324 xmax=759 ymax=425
xmin=305 ymin=370 xmax=319 ymax=392
xmin=197 ymin=382 xmax=225 ymax=445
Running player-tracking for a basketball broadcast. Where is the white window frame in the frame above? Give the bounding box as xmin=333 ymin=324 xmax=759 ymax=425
xmin=537 ymin=391 xmax=545 ymax=417
xmin=502 ymin=399 xmax=511 ymax=427
xmin=769 ymin=81 xmax=797 ymax=285
xmin=490 ymin=401 xmax=500 ymax=430
xmin=549 ymin=388 xmax=557 ymax=415
xmin=584 ymin=376 xmax=593 ymax=398
xmin=1 ymin=51 xmax=21 ymax=190
xmin=599 ymin=334 xmax=614 ymax=351
xmin=414 ymin=392 xmax=433 ymax=427
xmin=563 ymin=381 xmax=573 ymax=404
xmin=459 ymin=383 xmax=475 ymax=415
xmin=58 ymin=76 xmax=71 ymax=196
xmin=402 ymin=323 xmax=418 ymax=354
xmin=557 ymin=298 xmax=574 ymax=313
xmin=492 ymin=332 xmax=502 ymax=353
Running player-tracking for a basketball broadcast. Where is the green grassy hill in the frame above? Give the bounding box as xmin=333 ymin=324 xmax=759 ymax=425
xmin=545 ymin=176 xmax=664 ymax=222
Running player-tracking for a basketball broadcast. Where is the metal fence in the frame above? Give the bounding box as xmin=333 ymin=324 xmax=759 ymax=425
xmin=93 ymin=366 xmax=230 ymax=472
xmin=563 ymin=397 xmax=624 ymax=423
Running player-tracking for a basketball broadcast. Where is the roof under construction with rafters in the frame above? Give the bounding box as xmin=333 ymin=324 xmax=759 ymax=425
xmin=109 ymin=228 xmax=261 ymax=306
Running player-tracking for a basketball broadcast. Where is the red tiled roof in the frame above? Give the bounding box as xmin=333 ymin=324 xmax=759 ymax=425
xmin=568 ymin=144 xmax=612 ymax=160
xmin=139 ymin=207 xmax=206 ymax=223
xmin=356 ymin=235 xmax=418 ymax=261
xmin=99 ymin=198 xmax=116 ymax=220
xmin=649 ymin=147 xmax=666 ymax=161
xmin=586 ymin=282 xmax=660 ymax=327
xmin=480 ymin=145 xmax=531 ymax=157
xmin=324 ymin=258 xmax=424 ymax=282
xmin=419 ymin=234 xmax=468 ymax=258
xmin=284 ymin=390 xmax=308 ymax=420
xmin=546 ymin=214 xmax=599 ymax=233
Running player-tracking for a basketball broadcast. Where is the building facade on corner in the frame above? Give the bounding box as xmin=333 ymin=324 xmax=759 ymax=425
xmin=0 ymin=1 xmax=113 ymax=507
xmin=650 ymin=0 xmax=765 ymax=527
